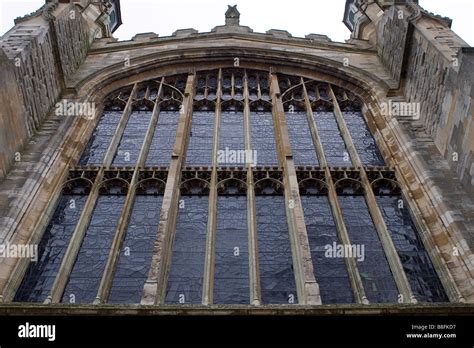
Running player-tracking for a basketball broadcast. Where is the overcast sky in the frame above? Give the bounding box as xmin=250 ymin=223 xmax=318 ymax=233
xmin=0 ymin=0 xmax=473 ymax=45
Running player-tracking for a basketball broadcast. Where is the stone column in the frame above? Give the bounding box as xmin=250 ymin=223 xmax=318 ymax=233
xmin=244 ymin=71 xmax=262 ymax=305
xmin=202 ymin=70 xmax=221 ymax=305
xmin=270 ymin=73 xmax=321 ymax=305
xmin=141 ymin=74 xmax=195 ymax=305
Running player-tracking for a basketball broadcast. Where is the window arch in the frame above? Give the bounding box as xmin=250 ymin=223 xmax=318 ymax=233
xmin=13 ymin=67 xmax=448 ymax=305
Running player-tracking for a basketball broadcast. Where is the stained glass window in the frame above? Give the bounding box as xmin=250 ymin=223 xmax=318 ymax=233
xmin=15 ymin=69 xmax=449 ymax=306
xmin=62 ymin=195 xmax=126 ymax=304
xmin=165 ymin=195 xmax=208 ymax=304
xmin=146 ymin=111 xmax=180 ymax=166
xmin=214 ymin=195 xmax=249 ymax=304
xmin=256 ymin=195 xmax=297 ymax=304
xmin=377 ymin=196 xmax=448 ymax=302
xmin=301 ymin=195 xmax=354 ymax=303
xmin=108 ymin=195 xmax=163 ymax=304
xmin=79 ymin=111 xmax=122 ymax=165
xmin=250 ymin=112 xmax=278 ymax=166
xmin=14 ymin=195 xmax=87 ymax=302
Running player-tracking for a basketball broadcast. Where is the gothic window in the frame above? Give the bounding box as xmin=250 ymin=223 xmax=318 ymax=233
xmin=219 ymin=109 xmax=245 ymax=167
xmin=299 ymin=176 xmax=354 ymax=304
xmin=333 ymin=87 xmax=385 ymax=166
xmin=14 ymin=68 xmax=448 ymax=306
xmin=14 ymin=195 xmax=88 ymax=302
xmin=108 ymin=180 xmax=164 ymax=303
xmin=79 ymin=111 xmax=122 ymax=165
xmin=112 ymin=111 xmax=152 ymax=166
xmin=214 ymin=179 xmax=249 ymax=304
xmin=338 ymin=194 xmax=399 ymax=303
xmin=165 ymin=195 xmax=208 ymax=304
xmin=372 ymin=179 xmax=448 ymax=302
xmin=307 ymin=84 xmax=351 ymax=167
xmin=250 ymin=111 xmax=278 ymax=166
xmin=285 ymin=109 xmax=319 ymax=166
xmin=186 ymin=111 xmax=215 ymax=166
xmin=255 ymin=179 xmax=297 ymax=304
xmin=214 ymin=195 xmax=249 ymax=304
xmin=145 ymin=110 xmax=180 ymax=166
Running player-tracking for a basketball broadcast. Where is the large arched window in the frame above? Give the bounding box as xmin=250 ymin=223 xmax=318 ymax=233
xmin=13 ymin=68 xmax=448 ymax=305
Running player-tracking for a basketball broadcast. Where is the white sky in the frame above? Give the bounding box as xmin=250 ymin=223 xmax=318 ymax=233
xmin=0 ymin=0 xmax=473 ymax=45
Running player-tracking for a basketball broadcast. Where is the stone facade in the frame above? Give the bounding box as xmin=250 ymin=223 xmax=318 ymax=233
xmin=0 ymin=0 xmax=115 ymax=180
xmin=0 ymin=0 xmax=473 ymax=311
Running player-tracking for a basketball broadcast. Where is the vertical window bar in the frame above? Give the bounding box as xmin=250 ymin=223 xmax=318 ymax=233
xmin=202 ymin=69 xmax=222 ymax=305
xmin=94 ymin=79 xmax=165 ymax=303
xmin=141 ymin=74 xmax=196 ymax=305
xmin=301 ymin=80 xmax=368 ymax=304
xmin=244 ymin=70 xmax=262 ymax=305
xmin=270 ymin=73 xmax=321 ymax=304
xmin=47 ymin=83 xmax=139 ymax=303
xmin=328 ymin=84 xmax=415 ymax=303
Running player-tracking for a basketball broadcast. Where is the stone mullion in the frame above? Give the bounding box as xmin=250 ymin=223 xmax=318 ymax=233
xmin=47 ymin=83 xmax=139 ymax=303
xmin=141 ymin=74 xmax=195 ymax=305
xmin=102 ymin=84 xmax=139 ymax=168
xmin=94 ymin=79 xmax=165 ymax=304
xmin=270 ymin=74 xmax=321 ymax=305
xmin=244 ymin=71 xmax=262 ymax=305
xmin=301 ymin=80 xmax=368 ymax=304
xmin=301 ymin=78 xmax=327 ymax=167
xmin=364 ymin=104 xmax=467 ymax=302
xmin=328 ymin=84 xmax=415 ymax=303
xmin=202 ymin=69 xmax=221 ymax=305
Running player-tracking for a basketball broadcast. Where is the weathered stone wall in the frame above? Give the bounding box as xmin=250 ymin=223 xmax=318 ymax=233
xmin=437 ymin=47 xmax=474 ymax=196
xmin=0 ymin=3 xmax=90 ymax=179
xmin=1 ymin=23 xmax=60 ymax=136
xmin=0 ymin=50 xmax=28 ymax=179
xmin=402 ymin=18 xmax=473 ymax=196
xmin=54 ymin=5 xmax=90 ymax=80
xmin=376 ymin=6 xmax=409 ymax=82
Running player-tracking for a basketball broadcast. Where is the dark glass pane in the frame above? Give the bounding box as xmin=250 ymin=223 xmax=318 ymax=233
xmin=313 ymin=111 xmax=351 ymax=166
xmin=14 ymin=195 xmax=87 ymax=302
xmin=218 ymin=112 xmax=245 ymax=167
xmin=339 ymin=195 xmax=398 ymax=303
xmin=250 ymin=112 xmax=278 ymax=166
xmin=79 ymin=111 xmax=122 ymax=165
xmin=256 ymin=196 xmax=297 ymax=304
xmin=377 ymin=196 xmax=448 ymax=302
xmin=62 ymin=195 xmax=126 ymax=304
xmin=214 ymin=196 xmax=249 ymax=304
xmin=112 ymin=111 xmax=152 ymax=166
xmin=301 ymin=195 xmax=354 ymax=303
xmin=165 ymin=195 xmax=208 ymax=304
xmin=342 ymin=111 xmax=385 ymax=166
xmin=186 ymin=111 xmax=215 ymax=166
xmin=285 ymin=112 xmax=318 ymax=166
xmin=146 ymin=111 xmax=180 ymax=166
xmin=108 ymin=195 xmax=163 ymax=304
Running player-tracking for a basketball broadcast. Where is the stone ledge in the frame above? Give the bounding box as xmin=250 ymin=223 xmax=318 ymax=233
xmin=0 ymin=303 xmax=472 ymax=316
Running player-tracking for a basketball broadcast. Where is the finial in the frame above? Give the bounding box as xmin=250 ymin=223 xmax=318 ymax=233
xmin=225 ymin=5 xmax=240 ymax=26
